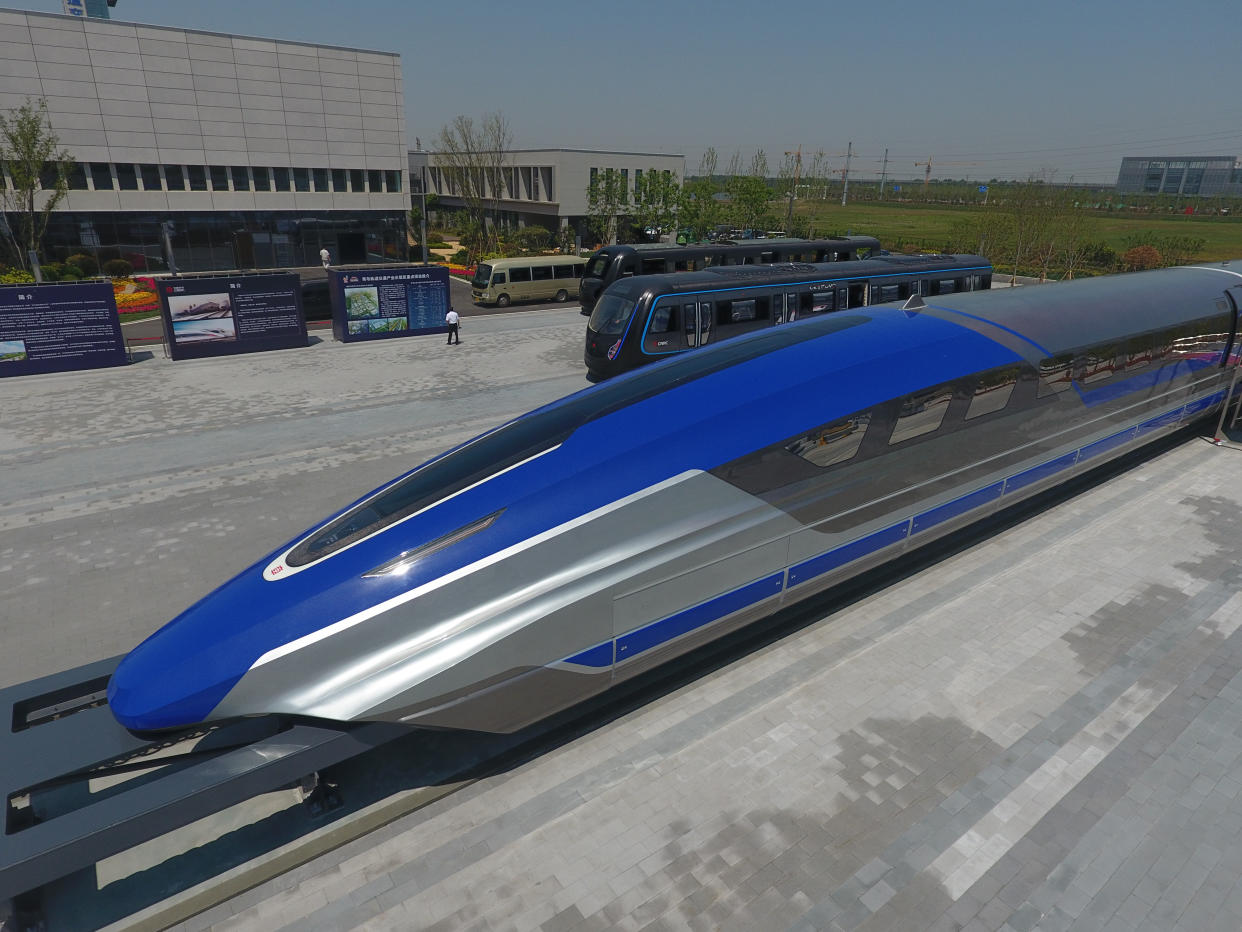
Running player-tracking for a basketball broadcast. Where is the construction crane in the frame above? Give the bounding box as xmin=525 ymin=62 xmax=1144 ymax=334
xmin=914 ymin=156 xmax=981 ymax=188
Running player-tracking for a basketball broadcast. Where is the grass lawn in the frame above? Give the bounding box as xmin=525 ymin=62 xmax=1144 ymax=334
xmin=796 ymin=202 xmax=1242 ymax=261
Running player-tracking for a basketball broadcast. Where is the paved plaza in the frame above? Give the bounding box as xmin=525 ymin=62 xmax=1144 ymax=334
xmin=4 ymin=308 xmax=1242 ymax=931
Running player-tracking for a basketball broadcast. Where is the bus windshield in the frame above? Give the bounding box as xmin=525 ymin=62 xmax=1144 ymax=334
xmin=584 ymin=254 xmax=611 ymax=279
xmin=472 ymin=264 xmax=491 ymax=288
xmin=588 ymin=292 xmax=636 ymax=335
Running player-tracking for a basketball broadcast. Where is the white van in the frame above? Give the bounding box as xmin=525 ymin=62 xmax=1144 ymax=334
xmin=471 ymin=255 xmax=587 ymax=307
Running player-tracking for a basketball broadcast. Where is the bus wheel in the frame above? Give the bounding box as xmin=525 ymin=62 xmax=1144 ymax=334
xmin=496 ymin=294 xmax=510 ymax=307
xmin=554 ymin=289 xmax=568 ymax=303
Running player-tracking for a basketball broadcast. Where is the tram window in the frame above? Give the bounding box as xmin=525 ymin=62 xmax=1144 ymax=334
xmin=1124 ymin=332 xmax=1169 ymax=372
xmin=731 ymin=299 xmax=757 ymax=322
xmin=872 ymin=283 xmax=902 ymax=304
xmin=786 ymin=412 xmax=871 ymax=468
xmin=890 ymin=386 xmax=953 ymax=444
xmin=760 ymin=251 xmax=775 ymax=262
xmin=811 ymin=291 xmax=834 ymax=314
xmin=650 ymin=303 xmax=676 ymax=333
xmin=798 ymin=293 xmax=814 ymax=316
xmin=683 ymin=304 xmax=698 ymax=346
xmin=1036 ymin=353 xmax=1075 ymax=396
xmin=965 ymin=365 xmax=1021 ymax=420
xmin=1076 ymin=344 xmax=1124 ymax=384
xmin=641 ymin=258 xmax=666 ymax=275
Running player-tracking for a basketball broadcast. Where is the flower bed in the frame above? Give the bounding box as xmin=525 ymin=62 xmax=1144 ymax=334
xmin=113 ymin=276 xmax=160 ymax=313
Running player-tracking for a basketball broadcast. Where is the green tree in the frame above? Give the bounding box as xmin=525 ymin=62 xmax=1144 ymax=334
xmin=433 ymin=112 xmax=512 ymax=263
xmin=631 ymin=169 xmax=682 ymax=238
xmin=585 ymin=168 xmax=628 ymax=247
xmin=0 ymin=98 xmax=73 ymax=269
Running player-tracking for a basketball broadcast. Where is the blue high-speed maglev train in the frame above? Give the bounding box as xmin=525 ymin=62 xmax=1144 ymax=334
xmin=107 ymin=263 xmax=1242 ymax=734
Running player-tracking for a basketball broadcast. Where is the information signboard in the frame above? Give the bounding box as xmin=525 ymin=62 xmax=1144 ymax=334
xmin=329 ymin=266 xmax=450 ymax=343
xmin=0 ymin=281 xmax=126 ymax=377
xmin=159 ymin=274 xmax=307 ymax=361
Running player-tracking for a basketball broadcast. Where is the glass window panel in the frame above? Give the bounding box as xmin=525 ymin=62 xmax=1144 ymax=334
xmin=367 ymin=169 xmax=382 ymax=192
xmin=90 ymin=163 xmax=114 ymax=190
xmin=312 ymin=168 xmax=329 ymax=192
xmin=252 ymin=166 xmax=271 ymax=191
xmin=230 ymin=166 xmax=250 ymax=191
xmin=293 ymin=168 xmax=310 ymax=192
xmin=966 ymin=366 xmax=1020 ymax=420
xmin=66 ymin=162 xmax=88 ymax=190
xmin=273 ymin=167 xmax=291 ymax=191
xmin=786 ymin=413 xmax=871 ymax=468
xmin=209 ymin=165 xmax=229 ymax=190
xmin=114 ymin=163 xmax=138 ymax=190
xmin=139 ymin=164 xmax=161 ymax=190
xmin=890 ymin=387 xmax=953 ymax=444
xmin=349 ymin=168 xmax=364 ymax=192
xmin=332 ymin=168 xmax=346 ymax=191
xmin=164 ymin=164 xmax=185 ymax=190
xmin=187 ymin=165 xmax=208 ymax=191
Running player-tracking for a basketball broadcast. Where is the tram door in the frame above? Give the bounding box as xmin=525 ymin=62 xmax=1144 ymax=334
xmin=682 ymin=302 xmax=714 ymax=348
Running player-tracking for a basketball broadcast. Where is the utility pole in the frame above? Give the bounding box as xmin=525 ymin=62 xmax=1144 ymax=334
xmin=878 ymin=148 xmax=889 ymax=199
xmin=840 ymin=141 xmax=853 ymax=207
xmin=783 ymin=145 xmax=801 ymax=232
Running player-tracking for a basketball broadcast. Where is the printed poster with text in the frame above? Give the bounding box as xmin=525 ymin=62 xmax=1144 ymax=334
xmin=159 ymin=274 xmax=308 ymax=361
xmin=329 ymin=266 xmax=450 ymax=343
xmin=0 ymin=281 xmax=126 ymax=377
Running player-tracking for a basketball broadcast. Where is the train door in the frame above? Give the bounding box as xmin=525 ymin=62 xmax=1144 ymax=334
xmin=682 ymin=301 xmax=714 ymax=348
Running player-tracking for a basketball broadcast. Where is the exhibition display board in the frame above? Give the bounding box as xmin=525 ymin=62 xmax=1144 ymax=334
xmin=159 ymin=274 xmax=307 ymax=361
xmin=329 ymin=266 xmax=450 ymax=343
xmin=0 ymin=281 xmax=126 ymax=377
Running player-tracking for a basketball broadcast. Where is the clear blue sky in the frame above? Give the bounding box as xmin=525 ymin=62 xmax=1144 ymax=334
xmin=9 ymin=0 xmax=1241 ymax=184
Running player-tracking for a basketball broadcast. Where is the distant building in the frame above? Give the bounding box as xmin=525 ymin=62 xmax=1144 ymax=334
xmin=409 ymin=148 xmax=685 ymax=246
xmin=1116 ymin=156 xmax=1242 ymax=197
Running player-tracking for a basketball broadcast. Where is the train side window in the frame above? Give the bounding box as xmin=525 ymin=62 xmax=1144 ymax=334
xmin=650 ymin=303 xmax=676 ymax=333
xmin=889 ymin=385 xmax=954 ymax=444
xmin=872 ymin=283 xmax=902 ymax=304
xmin=1076 ymin=343 xmax=1125 ymax=384
xmin=786 ymin=412 xmax=872 ymax=468
xmin=810 ymin=290 xmax=834 ymax=314
xmin=847 ymin=283 xmax=865 ymax=307
xmin=641 ymin=257 xmax=666 ymax=275
xmin=773 ymin=294 xmax=785 ymax=324
xmin=683 ymin=304 xmax=698 ymax=347
xmin=798 ymin=292 xmax=814 ymax=317
xmin=965 ymin=364 xmax=1021 ymax=420
xmin=1037 ymin=353 xmax=1075 ymax=396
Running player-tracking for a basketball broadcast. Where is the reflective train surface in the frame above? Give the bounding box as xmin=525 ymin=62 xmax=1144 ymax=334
xmin=108 ymin=263 xmax=1242 ymax=734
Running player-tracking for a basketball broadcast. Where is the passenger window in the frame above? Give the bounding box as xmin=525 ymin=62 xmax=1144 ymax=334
xmin=889 ymin=386 xmax=953 ymax=444
xmin=492 ymin=272 xmax=507 ymax=286
xmin=510 ymin=267 xmax=532 ymax=283
xmin=554 ymin=265 xmax=575 ymax=279
xmin=532 ymin=266 xmax=553 ymax=281
xmin=683 ymin=304 xmax=698 ymax=347
xmin=1076 ymin=344 xmax=1124 ymax=384
xmin=965 ymin=365 xmax=1021 ymax=420
xmin=641 ymin=258 xmax=666 ymax=275
xmin=811 ymin=291 xmax=834 ymax=314
xmin=786 ymin=413 xmax=871 ymax=468
xmin=731 ymin=299 xmax=757 ymax=322
xmin=1037 ymin=353 xmax=1075 ymax=396
xmin=650 ymin=303 xmax=676 ymax=333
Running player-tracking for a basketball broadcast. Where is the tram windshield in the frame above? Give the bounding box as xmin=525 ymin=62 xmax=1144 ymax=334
xmin=584 ymin=254 xmax=612 ymax=279
xmin=588 ymin=293 xmax=636 ymax=335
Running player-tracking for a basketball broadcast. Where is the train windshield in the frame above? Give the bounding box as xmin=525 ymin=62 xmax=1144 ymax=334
xmin=587 ymin=293 xmax=635 ymax=335
xmin=471 ymin=264 xmax=491 ymax=288
xmin=584 ymin=254 xmax=611 ymax=279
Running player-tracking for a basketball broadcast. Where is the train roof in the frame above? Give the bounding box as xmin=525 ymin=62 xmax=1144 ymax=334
xmin=603 ymin=254 xmax=990 ymax=300
xmin=597 ymin=235 xmax=880 ymax=255
xmin=920 ymin=263 xmax=1242 ymax=359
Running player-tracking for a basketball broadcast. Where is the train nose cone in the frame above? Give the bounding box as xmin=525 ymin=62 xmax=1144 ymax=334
xmin=107 ymin=646 xmax=245 ymax=732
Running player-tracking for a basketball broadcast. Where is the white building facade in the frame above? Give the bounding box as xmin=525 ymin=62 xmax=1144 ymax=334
xmin=409 ymin=148 xmax=685 ymax=247
xmin=0 ymin=7 xmax=409 ymax=272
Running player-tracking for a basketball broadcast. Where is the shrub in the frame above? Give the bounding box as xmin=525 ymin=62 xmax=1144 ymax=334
xmin=450 ymin=248 xmax=471 ymax=266
xmin=66 ymin=253 xmax=98 ymax=276
xmin=510 ymin=226 xmax=552 ymax=254
xmin=62 ymin=264 xmax=83 ymax=280
xmin=40 ymin=261 xmax=65 ymax=281
xmin=102 ymin=258 xmax=134 ymax=278
xmin=1121 ymin=245 xmax=1161 ymax=271
xmin=0 ymin=267 xmax=36 ymax=284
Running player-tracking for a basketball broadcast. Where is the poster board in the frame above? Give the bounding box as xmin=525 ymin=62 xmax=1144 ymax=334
xmin=0 ymin=281 xmax=126 ymax=377
xmin=159 ymin=274 xmax=307 ymax=361
xmin=329 ymin=266 xmax=450 ymax=343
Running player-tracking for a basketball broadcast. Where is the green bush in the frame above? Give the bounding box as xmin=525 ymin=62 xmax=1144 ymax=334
xmin=40 ymin=261 xmax=64 ymax=281
xmin=66 ymin=253 xmax=98 ymax=276
xmin=0 ymin=267 xmax=36 ymax=284
xmin=450 ymin=248 xmax=471 ymax=266
xmin=62 ymin=264 xmax=83 ymax=280
xmin=509 ymin=226 xmax=552 ymax=254
xmin=102 ymin=258 xmax=134 ymax=278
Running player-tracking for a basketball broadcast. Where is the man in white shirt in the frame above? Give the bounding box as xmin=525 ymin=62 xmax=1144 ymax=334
xmin=445 ymin=306 xmax=460 ymax=345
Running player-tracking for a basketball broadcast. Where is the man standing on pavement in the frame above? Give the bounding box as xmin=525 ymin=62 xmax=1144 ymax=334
xmin=445 ymin=306 xmax=460 ymax=345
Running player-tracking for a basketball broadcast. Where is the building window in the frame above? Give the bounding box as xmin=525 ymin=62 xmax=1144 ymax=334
xmin=165 ymin=165 xmax=186 ymax=191
xmin=66 ymin=162 xmax=88 ymax=190
xmin=230 ymin=166 xmax=250 ymax=191
xmin=313 ymin=168 xmax=329 ymax=192
xmin=273 ymin=167 xmax=291 ymax=192
xmin=209 ymin=165 xmax=229 ymax=191
xmin=139 ymin=164 xmax=161 ymax=190
xmin=114 ymin=163 xmax=138 ymax=191
xmin=368 ymin=169 xmax=382 ymax=193
xmin=293 ymin=168 xmax=310 ymax=192
xmin=349 ymin=168 xmax=364 ymax=192
xmin=385 ymin=169 xmax=401 ymax=193
xmin=252 ymin=166 xmax=271 ymax=191
xmin=186 ymin=166 xmax=207 ymax=191
xmin=90 ymin=163 xmax=113 ymax=190
xmin=332 ymin=168 xmax=347 ymax=192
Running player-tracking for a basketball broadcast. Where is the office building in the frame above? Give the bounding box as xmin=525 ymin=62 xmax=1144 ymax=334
xmin=1115 ymin=156 xmax=1242 ymax=197
xmin=0 ymin=7 xmax=408 ymax=273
